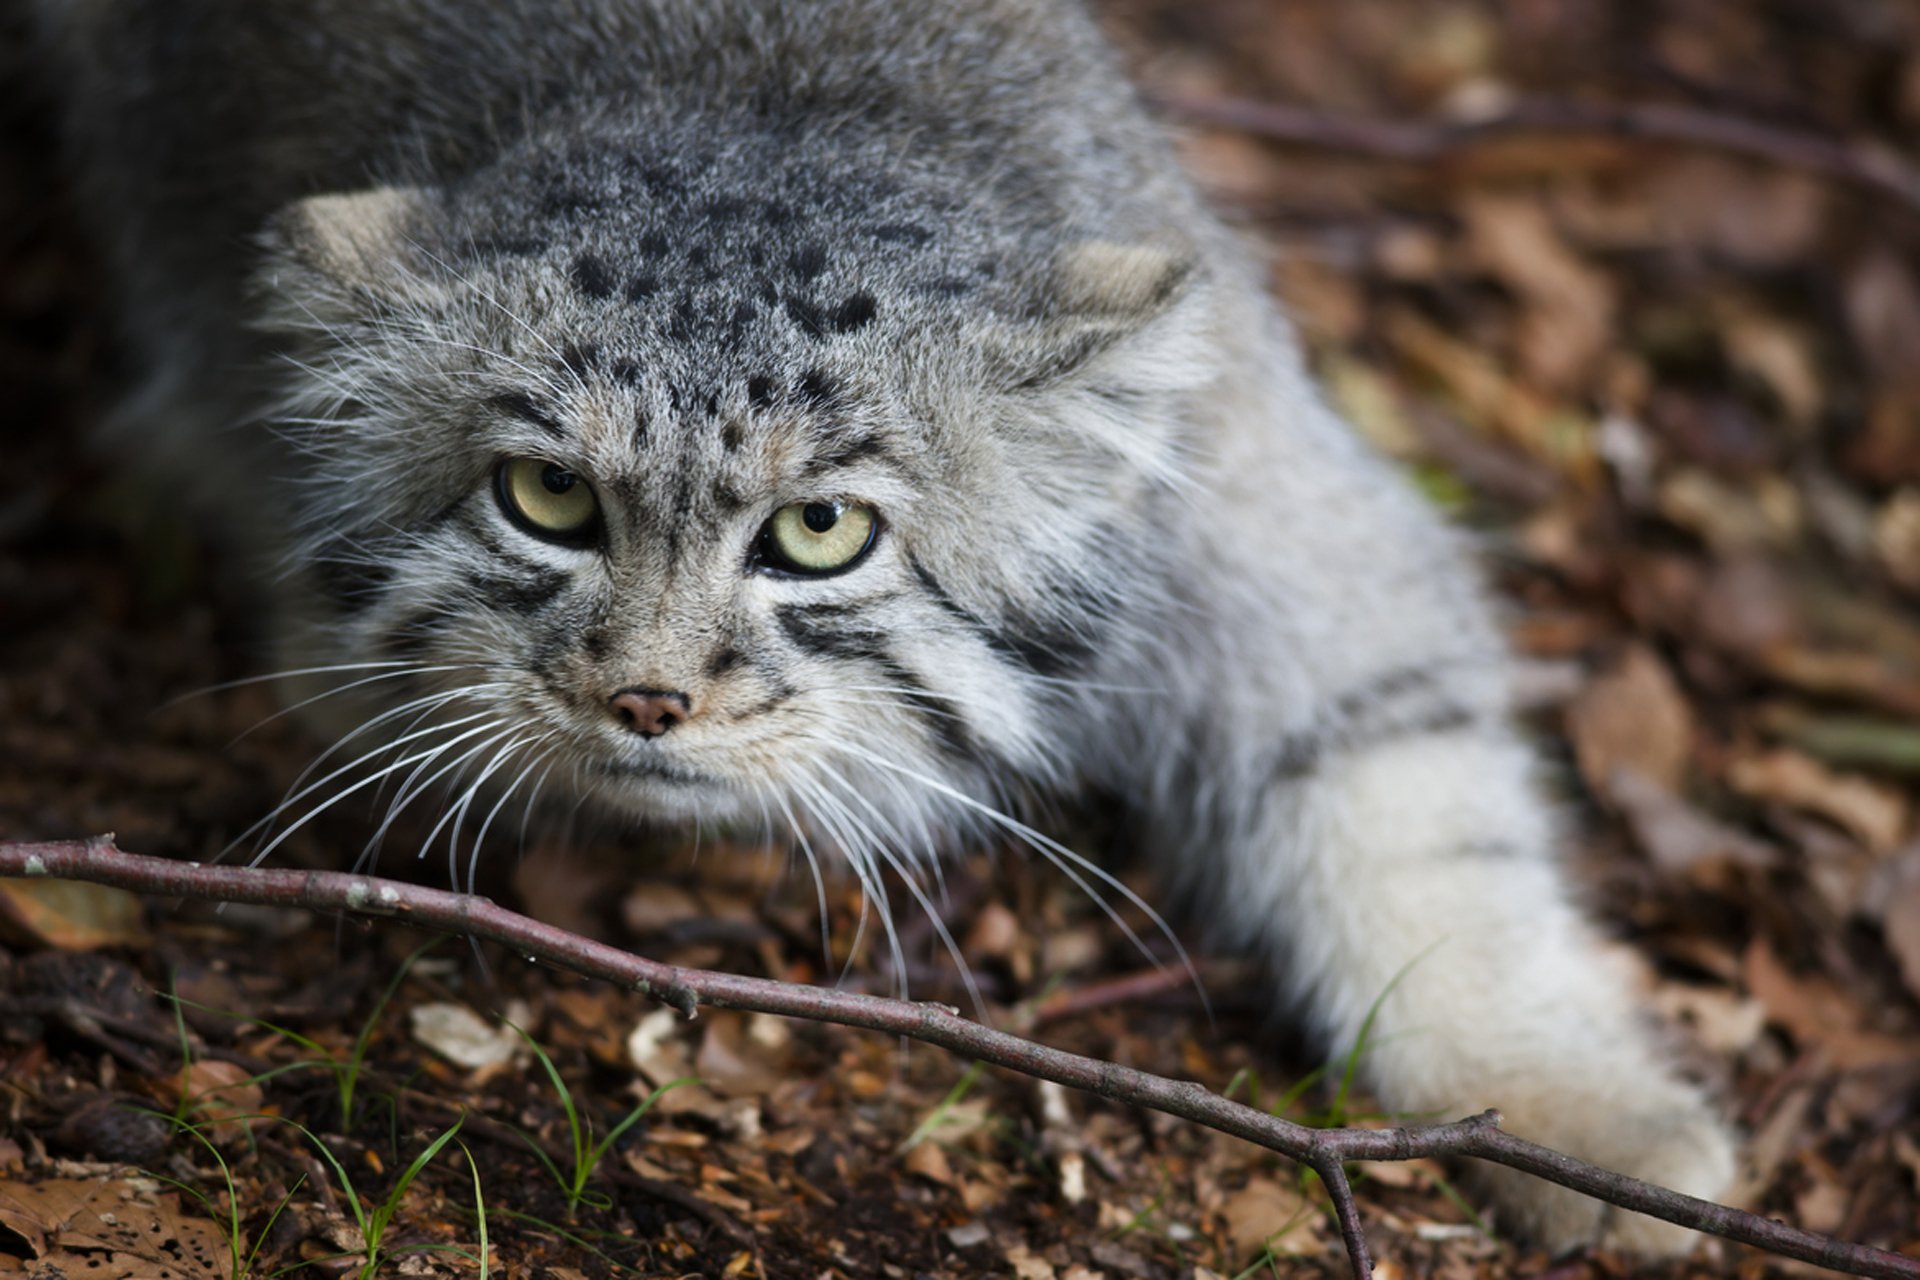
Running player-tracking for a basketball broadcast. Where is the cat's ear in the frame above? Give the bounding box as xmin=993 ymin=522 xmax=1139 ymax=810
xmin=989 ymin=239 xmax=1209 ymax=392
xmin=254 ymin=185 xmax=449 ymax=319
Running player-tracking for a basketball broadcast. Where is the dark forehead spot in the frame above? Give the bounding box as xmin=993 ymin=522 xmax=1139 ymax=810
xmin=611 ymin=359 xmax=643 ymax=389
xmin=540 ymin=187 xmax=605 ymax=217
xmin=569 ymin=252 xmax=616 ymax=299
xmin=638 ymin=230 xmax=670 ymax=257
xmin=704 ymin=392 xmax=720 ymax=418
xmin=746 ymin=375 xmax=777 ymax=408
xmin=625 ymin=272 xmax=658 ymax=302
xmin=762 ymin=200 xmax=794 ymax=227
xmin=688 ymin=243 xmax=711 ymax=270
xmin=868 ymin=223 xmax=933 ymax=246
xmin=702 ymin=195 xmax=753 ymax=222
xmin=784 ymin=295 xmax=827 ymax=340
xmin=669 ymin=296 xmax=696 ymax=341
xmin=557 ymin=342 xmax=600 ymax=379
xmin=721 ymin=419 xmax=745 ymax=451
xmin=789 ymin=243 xmax=828 ymax=280
xmin=796 ymin=367 xmax=839 ymax=408
xmin=488 ymin=390 xmax=565 ymax=437
xmin=726 ymin=301 xmax=757 ymax=343
xmin=475 ymin=234 xmax=548 ymax=258
xmin=916 ymin=277 xmax=974 ymax=298
xmin=831 ymin=293 xmax=877 ymax=333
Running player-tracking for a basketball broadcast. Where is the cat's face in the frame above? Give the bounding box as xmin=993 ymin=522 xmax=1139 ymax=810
xmin=250 ymin=147 xmax=1202 ymax=862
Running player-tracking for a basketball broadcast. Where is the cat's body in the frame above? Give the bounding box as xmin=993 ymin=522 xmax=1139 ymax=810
xmin=29 ymin=0 xmax=1733 ymax=1249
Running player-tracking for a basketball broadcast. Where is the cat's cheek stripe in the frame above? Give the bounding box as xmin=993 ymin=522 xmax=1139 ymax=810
xmin=907 ymin=554 xmax=1096 ymax=680
xmin=464 ymin=568 xmax=569 ymax=615
xmin=769 ymin=607 xmax=980 ymax=761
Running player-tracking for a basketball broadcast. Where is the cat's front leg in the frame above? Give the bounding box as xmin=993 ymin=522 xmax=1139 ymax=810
xmin=1190 ymin=710 xmax=1735 ymax=1251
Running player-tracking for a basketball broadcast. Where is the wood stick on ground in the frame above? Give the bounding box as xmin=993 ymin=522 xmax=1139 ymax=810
xmin=1149 ymin=92 xmax=1920 ymax=215
xmin=3 ymin=837 xmax=1916 ymax=1280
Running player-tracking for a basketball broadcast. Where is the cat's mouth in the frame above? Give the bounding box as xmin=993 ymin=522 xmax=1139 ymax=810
xmin=590 ymin=754 xmax=715 ymax=787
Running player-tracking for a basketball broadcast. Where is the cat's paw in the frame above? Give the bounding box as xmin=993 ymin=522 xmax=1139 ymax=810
xmin=1467 ymin=1088 xmax=1736 ymax=1256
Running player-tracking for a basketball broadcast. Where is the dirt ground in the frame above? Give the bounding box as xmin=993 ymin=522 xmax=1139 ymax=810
xmin=5 ymin=2 xmax=1920 ymax=1277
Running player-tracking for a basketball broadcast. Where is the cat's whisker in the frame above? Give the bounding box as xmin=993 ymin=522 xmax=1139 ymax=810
xmin=836 ymin=743 xmax=1209 ymax=1017
xmin=226 ymin=703 xmax=502 ymax=862
xmin=790 ymin=770 xmax=904 ymax=994
xmin=433 ymin=728 xmax=558 ymax=882
xmin=223 ymin=664 xmax=481 ymax=746
xmin=161 ymin=659 xmax=434 ymax=707
xmin=819 ymin=770 xmax=986 ymax=1016
xmin=355 ymin=721 xmax=525 ymax=870
xmin=468 ymin=740 xmax=563 ymax=895
xmin=270 ymin=684 xmax=514 ymax=832
xmin=770 ymin=785 xmax=834 ymax=970
xmin=247 ymin=716 xmax=512 ymax=869
xmin=516 ymin=756 xmax=561 ymax=865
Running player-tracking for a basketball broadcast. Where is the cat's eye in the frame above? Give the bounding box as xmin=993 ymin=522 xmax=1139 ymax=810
xmin=759 ymin=500 xmax=878 ymax=575
xmin=496 ymin=457 xmax=600 ymax=544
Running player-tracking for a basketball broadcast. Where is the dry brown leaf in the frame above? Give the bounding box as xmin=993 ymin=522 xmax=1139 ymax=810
xmin=694 ymin=1011 xmax=791 ymax=1098
xmin=0 ymin=878 xmax=149 ymax=951
xmin=1719 ymin=302 xmax=1822 ymax=430
xmin=159 ymin=1060 xmax=264 ymax=1144
xmin=1566 ymin=644 xmax=1693 ymax=794
xmin=902 ymin=1139 xmax=954 ymax=1186
xmin=1880 ymin=868 xmax=1920 ymax=1003
xmin=1651 ymin=982 xmax=1768 ymax=1055
xmin=1219 ymin=1176 xmax=1313 ymax=1259
xmin=1004 ymin=1242 xmax=1057 ymax=1280
xmin=1657 ymin=470 xmax=1801 ymax=553
xmin=1846 ymin=248 xmax=1920 ymax=391
xmin=1726 ymin=748 xmax=1909 ymax=852
xmin=1875 ymin=488 xmax=1920 ymax=592
xmin=1605 ymin=768 xmax=1776 ymax=879
xmin=1463 ymin=194 xmax=1615 ymax=393
xmin=0 ymin=1178 xmax=227 ymax=1278
xmin=1743 ymin=938 xmax=1913 ymax=1069
xmin=1646 ymin=159 xmax=1825 ymax=266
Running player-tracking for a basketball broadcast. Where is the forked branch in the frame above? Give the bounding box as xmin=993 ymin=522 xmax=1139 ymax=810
xmin=2 ymin=837 xmax=1913 ymax=1280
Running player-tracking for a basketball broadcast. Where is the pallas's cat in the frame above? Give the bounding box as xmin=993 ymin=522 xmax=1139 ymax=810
xmin=28 ymin=0 xmax=1733 ymax=1246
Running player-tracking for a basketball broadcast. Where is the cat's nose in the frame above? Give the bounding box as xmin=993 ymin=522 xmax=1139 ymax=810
xmin=609 ymin=689 xmax=691 ymax=738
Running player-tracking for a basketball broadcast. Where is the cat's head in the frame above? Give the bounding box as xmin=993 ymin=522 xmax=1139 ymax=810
xmin=246 ymin=135 xmax=1212 ymax=858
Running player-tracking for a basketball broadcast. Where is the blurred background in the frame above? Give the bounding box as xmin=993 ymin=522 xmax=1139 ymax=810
xmin=2 ymin=1 xmax=1918 ymax=1274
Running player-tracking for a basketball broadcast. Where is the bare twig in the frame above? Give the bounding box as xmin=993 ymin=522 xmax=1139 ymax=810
xmin=4 ymin=837 xmax=1916 ymax=1280
xmin=1149 ymin=92 xmax=1920 ymax=215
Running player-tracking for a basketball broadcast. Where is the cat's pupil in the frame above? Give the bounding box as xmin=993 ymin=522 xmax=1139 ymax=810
xmin=541 ymin=465 xmax=576 ymax=495
xmin=802 ymin=502 xmax=837 ymax=533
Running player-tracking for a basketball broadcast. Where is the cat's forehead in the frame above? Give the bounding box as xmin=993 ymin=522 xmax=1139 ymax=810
xmin=449 ymin=141 xmax=1007 ymax=371
xmin=431 ymin=141 xmax=1013 ymax=487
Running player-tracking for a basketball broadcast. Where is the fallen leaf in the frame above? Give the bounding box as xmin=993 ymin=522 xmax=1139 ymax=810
xmin=1743 ymin=938 xmax=1913 ymax=1068
xmin=1219 ymin=1177 xmax=1312 ymax=1258
xmin=1726 ymin=749 xmax=1909 ymax=852
xmin=1464 ymin=193 xmax=1615 ymax=393
xmin=0 ymin=878 xmax=149 ymax=951
xmin=1005 ymin=1242 xmax=1056 ymax=1280
xmin=1566 ymin=644 xmax=1693 ymax=793
xmin=1605 ymin=768 xmax=1776 ymax=879
xmin=410 ymin=1001 xmax=526 ymax=1071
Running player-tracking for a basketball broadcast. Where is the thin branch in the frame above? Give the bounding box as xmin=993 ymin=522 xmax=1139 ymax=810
xmin=4 ymin=837 xmax=1915 ymax=1280
xmin=1148 ymin=92 xmax=1920 ymax=215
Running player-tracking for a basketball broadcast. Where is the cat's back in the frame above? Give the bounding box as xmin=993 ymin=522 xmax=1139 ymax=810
xmin=33 ymin=0 xmax=1165 ymax=232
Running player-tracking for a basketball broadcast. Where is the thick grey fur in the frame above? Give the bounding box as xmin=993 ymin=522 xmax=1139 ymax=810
xmin=29 ymin=0 xmax=1733 ymax=1249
